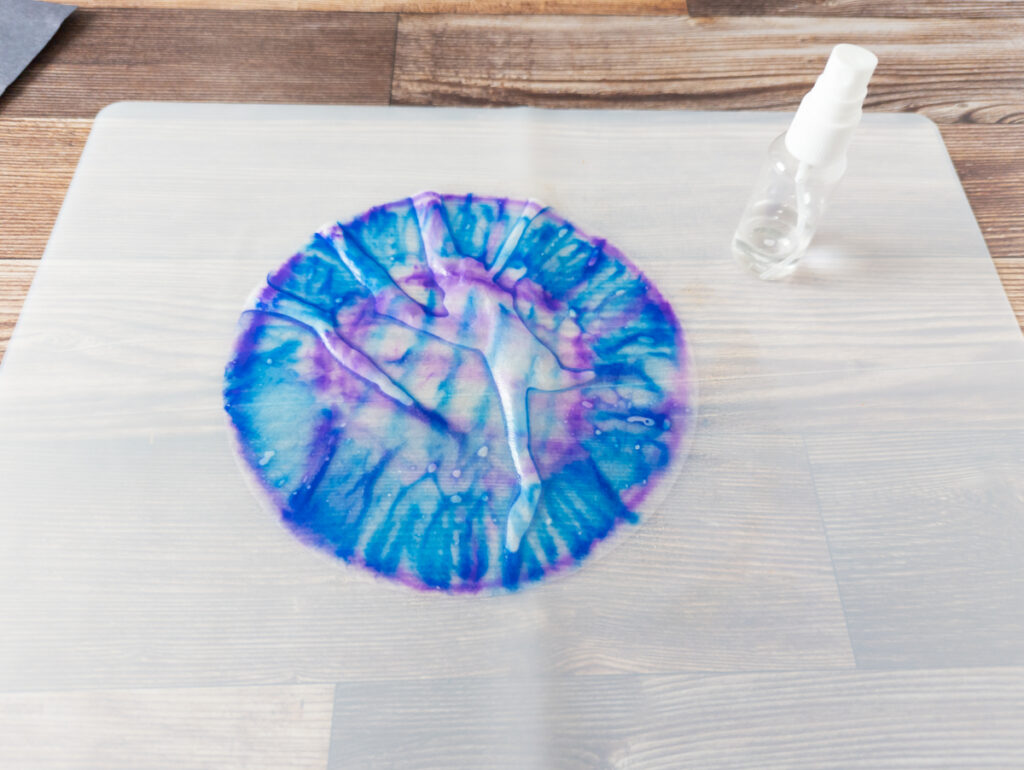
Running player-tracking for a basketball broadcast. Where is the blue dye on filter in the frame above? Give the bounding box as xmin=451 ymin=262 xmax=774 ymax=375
xmin=224 ymin=192 xmax=693 ymax=593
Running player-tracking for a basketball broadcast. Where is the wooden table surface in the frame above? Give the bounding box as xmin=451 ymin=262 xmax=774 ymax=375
xmin=1 ymin=3 xmax=1023 ymax=767
xmin=2 ymin=4 xmax=1024 ymax=363
xmin=2 ymin=2 xmax=1024 ymax=365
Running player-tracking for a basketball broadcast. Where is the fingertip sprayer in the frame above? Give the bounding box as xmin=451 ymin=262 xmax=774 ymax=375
xmin=732 ymin=44 xmax=878 ymax=280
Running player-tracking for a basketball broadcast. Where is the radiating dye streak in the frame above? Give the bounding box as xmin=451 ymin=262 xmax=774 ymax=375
xmin=224 ymin=192 xmax=693 ymax=592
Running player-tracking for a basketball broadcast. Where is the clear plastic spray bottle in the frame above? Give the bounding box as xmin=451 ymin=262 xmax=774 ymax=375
xmin=732 ymin=44 xmax=878 ymax=280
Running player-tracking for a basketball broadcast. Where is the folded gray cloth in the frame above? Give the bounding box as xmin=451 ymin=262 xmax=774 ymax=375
xmin=0 ymin=0 xmax=75 ymax=99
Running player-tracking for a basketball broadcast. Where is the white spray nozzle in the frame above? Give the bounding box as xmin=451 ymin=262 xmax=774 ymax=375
xmin=821 ymin=44 xmax=877 ymax=101
xmin=785 ymin=44 xmax=878 ymax=167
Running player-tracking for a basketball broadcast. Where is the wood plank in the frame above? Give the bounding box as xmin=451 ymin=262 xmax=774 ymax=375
xmin=0 ymin=261 xmax=40 ymax=364
xmin=806 ymin=429 xmax=1024 ymax=667
xmin=942 ymin=126 xmax=1024 ymax=261
xmin=393 ymin=15 xmax=1024 ymax=123
xmin=0 ymin=684 xmax=336 ymax=769
xmin=1 ymin=119 xmax=1022 ymax=370
xmin=2 ymin=126 xmax=1022 ymax=275
xmin=329 ymin=669 xmax=1024 ymax=768
xmin=71 ymin=0 xmax=685 ymax=11
xmin=9 ymin=270 xmax=1017 ymax=373
xmin=995 ymin=258 xmax=1024 ymax=330
xmin=0 ymin=119 xmax=91 ymax=261
xmin=0 ymin=431 xmax=853 ymax=689
xmin=0 ymin=9 xmax=397 ymax=118
xmin=689 ymin=0 xmax=1024 ymax=17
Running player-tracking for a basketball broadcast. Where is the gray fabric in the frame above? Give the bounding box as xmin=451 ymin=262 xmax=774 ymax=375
xmin=0 ymin=0 xmax=74 ymax=99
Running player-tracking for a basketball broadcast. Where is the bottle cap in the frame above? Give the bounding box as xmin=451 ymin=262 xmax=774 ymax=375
xmin=785 ymin=44 xmax=878 ymax=167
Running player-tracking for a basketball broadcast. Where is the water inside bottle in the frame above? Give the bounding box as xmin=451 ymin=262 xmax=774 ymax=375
xmin=731 ymin=202 xmax=809 ymax=280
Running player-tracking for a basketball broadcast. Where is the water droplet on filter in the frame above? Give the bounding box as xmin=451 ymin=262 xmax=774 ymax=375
xmin=477 ymin=446 xmax=489 ymax=458
xmin=634 ymin=443 xmax=641 ymax=450
xmin=427 ymin=462 xmax=438 ymax=473
xmin=594 ymin=428 xmax=602 ymax=435
xmin=451 ymin=469 xmax=462 ymax=479
xmin=266 ymin=357 xmax=273 ymax=364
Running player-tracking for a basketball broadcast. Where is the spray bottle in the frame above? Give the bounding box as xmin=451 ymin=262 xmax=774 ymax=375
xmin=732 ymin=44 xmax=878 ymax=280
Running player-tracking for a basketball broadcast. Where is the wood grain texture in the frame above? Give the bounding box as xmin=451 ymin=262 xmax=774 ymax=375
xmin=5 ymin=104 xmax=1020 ymax=711
xmin=807 ymin=431 xmax=1024 ymax=667
xmin=329 ymin=669 xmax=1024 ymax=768
xmin=0 ymin=119 xmax=90 ymax=260
xmin=2 ymin=105 xmax=1023 ymax=765
xmin=0 ymin=108 xmax=880 ymax=691
xmin=0 ymin=684 xmax=336 ymax=769
xmin=995 ymin=258 xmax=1024 ymax=329
xmin=0 ymin=9 xmax=397 ymax=118
xmin=689 ymin=0 xmax=1024 ymax=17
xmin=0 ymin=432 xmax=853 ymax=690
xmin=0 ymin=261 xmax=39 ymax=364
xmin=392 ymin=15 xmax=1024 ymax=123
xmin=71 ymin=0 xmax=686 ymax=11
xmin=1 ymin=118 xmax=1023 ymax=369
xmin=941 ymin=126 xmax=1024 ymax=259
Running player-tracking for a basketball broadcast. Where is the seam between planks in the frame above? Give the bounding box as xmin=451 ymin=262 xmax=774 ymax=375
xmin=389 ymin=14 xmax=401 ymax=104
xmin=801 ymin=434 xmax=859 ymax=668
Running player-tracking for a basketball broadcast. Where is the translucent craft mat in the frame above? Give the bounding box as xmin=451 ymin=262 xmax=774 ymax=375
xmin=1 ymin=105 xmax=1023 ymax=764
